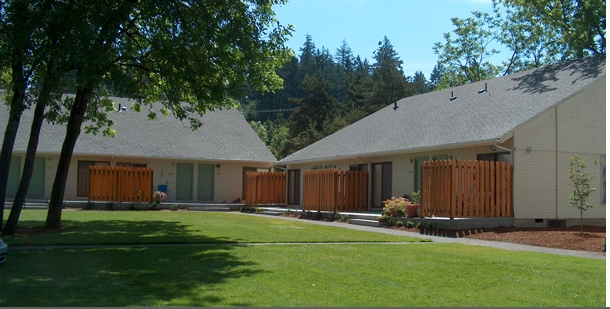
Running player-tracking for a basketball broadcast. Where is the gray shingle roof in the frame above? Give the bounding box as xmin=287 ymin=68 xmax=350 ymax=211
xmin=2 ymin=98 xmax=276 ymax=162
xmin=279 ymin=56 xmax=606 ymax=164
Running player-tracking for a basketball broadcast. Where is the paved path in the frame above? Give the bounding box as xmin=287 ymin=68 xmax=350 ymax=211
xmin=236 ymin=212 xmax=606 ymax=260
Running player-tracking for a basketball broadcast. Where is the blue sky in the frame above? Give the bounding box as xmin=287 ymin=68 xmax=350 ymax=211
xmin=274 ymin=0 xmax=497 ymax=78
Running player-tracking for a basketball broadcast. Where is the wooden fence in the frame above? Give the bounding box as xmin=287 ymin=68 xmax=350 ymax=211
xmin=89 ymin=166 xmax=153 ymax=202
xmin=245 ymin=172 xmax=286 ymax=206
xmin=421 ymin=159 xmax=512 ymax=218
xmin=303 ymin=169 xmax=368 ymax=212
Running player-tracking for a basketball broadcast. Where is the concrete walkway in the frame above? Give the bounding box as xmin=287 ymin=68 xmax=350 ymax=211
xmin=235 ymin=212 xmax=606 ymax=260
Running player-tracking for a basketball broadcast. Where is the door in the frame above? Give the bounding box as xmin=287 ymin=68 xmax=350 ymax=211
xmin=26 ymin=157 xmax=46 ymax=197
xmin=372 ymin=162 xmax=392 ymax=208
xmin=77 ymin=161 xmax=110 ymax=197
xmin=7 ymin=156 xmax=21 ymax=196
xmin=413 ymin=157 xmax=428 ymax=193
xmin=176 ymin=163 xmax=193 ymax=200
xmin=197 ymin=164 xmax=214 ymax=201
xmin=287 ymin=169 xmax=300 ymax=205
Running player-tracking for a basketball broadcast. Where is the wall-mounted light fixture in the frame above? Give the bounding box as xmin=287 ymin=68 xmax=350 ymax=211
xmin=409 ymin=158 xmax=413 ymax=163
xmin=216 ymin=163 xmax=221 ymax=170
xmin=526 ymin=146 xmax=533 ymax=154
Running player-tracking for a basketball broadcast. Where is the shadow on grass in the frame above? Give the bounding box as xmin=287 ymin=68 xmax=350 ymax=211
xmin=2 ymin=244 xmax=264 ymax=307
xmin=5 ymin=219 xmax=235 ymax=246
xmin=2 ymin=217 xmax=269 ymax=306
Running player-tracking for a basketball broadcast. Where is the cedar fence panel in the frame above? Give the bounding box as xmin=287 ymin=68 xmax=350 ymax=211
xmin=89 ymin=166 xmax=153 ymax=202
xmin=421 ymin=159 xmax=512 ymax=219
xmin=303 ymin=169 xmax=368 ymax=212
xmin=245 ymin=172 xmax=286 ymax=206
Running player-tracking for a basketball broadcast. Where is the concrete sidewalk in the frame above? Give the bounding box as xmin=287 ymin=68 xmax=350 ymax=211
xmin=235 ymin=212 xmax=606 ymax=260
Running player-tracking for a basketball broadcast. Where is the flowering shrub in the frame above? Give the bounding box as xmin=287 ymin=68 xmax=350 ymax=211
xmin=151 ymin=191 xmax=167 ymax=208
xmin=382 ymin=197 xmax=412 ymax=217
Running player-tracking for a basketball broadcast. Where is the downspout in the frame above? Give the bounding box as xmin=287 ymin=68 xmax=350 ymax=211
xmin=492 ymin=139 xmax=514 ymax=165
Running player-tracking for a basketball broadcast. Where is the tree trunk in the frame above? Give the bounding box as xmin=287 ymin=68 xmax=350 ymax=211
xmin=3 ymin=86 xmax=52 ymax=235
xmin=45 ymin=87 xmax=92 ymax=229
xmin=0 ymin=73 xmax=26 ymax=231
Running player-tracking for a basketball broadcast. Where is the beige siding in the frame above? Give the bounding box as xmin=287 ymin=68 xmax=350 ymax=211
xmin=513 ymin=109 xmax=558 ymax=219
xmin=513 ymin=77 xmax=606 ymax=220
xmin=556 ymin=77 xmax=606 ymax=219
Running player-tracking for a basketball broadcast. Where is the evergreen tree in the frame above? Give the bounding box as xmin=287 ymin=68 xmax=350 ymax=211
xmin=368 ymin=36 xmax=411 ymax=113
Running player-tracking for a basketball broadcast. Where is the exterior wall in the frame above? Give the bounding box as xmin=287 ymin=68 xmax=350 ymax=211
xmin=513 ymin=77 xmax=606 ymax=223
xmin=556 ymin=77 xmax=605 ymax=220
xmin=9 ymin=153 xmax=272 ymax=203
xmin=285 ymin=144 xmax=507 ymax=209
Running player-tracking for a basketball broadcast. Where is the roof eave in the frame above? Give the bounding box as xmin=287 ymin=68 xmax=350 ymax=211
xmin=278 ymin=138 xmax=501 ymax=165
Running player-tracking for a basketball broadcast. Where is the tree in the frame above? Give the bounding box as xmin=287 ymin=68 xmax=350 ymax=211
xmin=498 ymin=0 xmax=605 ymax=59
xmin=567 ymin=156 xmax=598 ymax=235
xmin=410 ymin=71 xmax=430 ymax=95
xmin=368 ymin=36 xmax=410 ymax=113
xmin=0 ymin=0 xmax=293 ymax=230
xmin=433 ymin=1 xmax=606 ymax=88
xmin=0 ymin=0 xmax=52 ymax=231
xmin=433 ymin=11 xmax=502 ymax=88
xmin=280 ymin=70 xmax=338 ymax=157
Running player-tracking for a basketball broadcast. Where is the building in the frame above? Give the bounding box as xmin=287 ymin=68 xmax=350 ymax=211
xmin=278 ymin=56 xmax=606 ymax=227
xmin=2 ymin=97 xmax=276 ymax=204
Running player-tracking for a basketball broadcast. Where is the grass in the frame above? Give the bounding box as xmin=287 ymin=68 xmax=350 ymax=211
xmin=0 ymin=210 xmax=606 ymax=307
xmin=3 ymin=210 xmax=424 ymax=245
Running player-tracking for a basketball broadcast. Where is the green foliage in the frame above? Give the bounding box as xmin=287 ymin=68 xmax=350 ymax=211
xmin=497 ymin=0 xmax=605 ymax=58
xmin=395 ymin=220 xmax=404 ymax=227
xmin=434 ymin=0 xmax=606 ymax=88
xmin=411 ymin=191 xmax=421 ymax=205
xmin=433 ymin=11 xmax=503 ymax=88
xmin=105 ymin=202 xmax=114 ymax=211
xmin=406 ymin=221 xmax=415 ymax=228
xmin=567 ymin=155 xmax=598 ymax=234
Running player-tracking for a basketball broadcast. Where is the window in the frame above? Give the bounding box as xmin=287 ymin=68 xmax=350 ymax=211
xmin=349 ymin=164 xmax=368 ymax=172
xmin=116 ymin=162 xmax=147 ymax=167
xmin=432 ymin=155 xmax=448 ymax=161
xmin=324 ymin=164 xmax=336 ymax=169
xmin=476 ymin=152 xmax=510 ymax=162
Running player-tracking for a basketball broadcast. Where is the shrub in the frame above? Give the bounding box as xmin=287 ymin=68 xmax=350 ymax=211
xmin=170 ymin=204 xmax=178 ymax=211
xmin=396 ymin=221 xmax=404 ymax=227
xmin=382 ymin=197 xmax=412 ymax=217
xmin=406 ymin=221 xmax=415 ymax=228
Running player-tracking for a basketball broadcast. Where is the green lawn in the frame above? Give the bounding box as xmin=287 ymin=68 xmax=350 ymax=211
xmin=0 ymin=210 xmax=606 ymax=307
